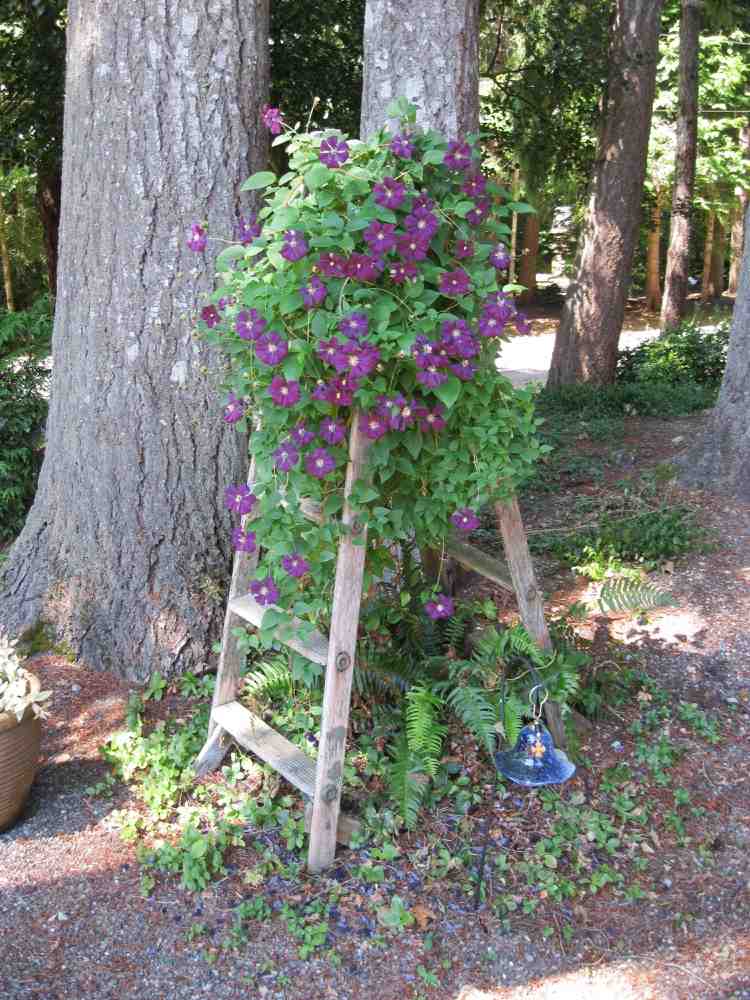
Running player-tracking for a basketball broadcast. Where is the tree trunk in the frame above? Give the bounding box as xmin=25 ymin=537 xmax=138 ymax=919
xmin=678 ymin=204 xmax=750 ymax=500
xmin=546 ymin=0 xmax=664 ymax=387
xmin=709 ymin=215 xmax=725 ymax=299
xmin=0 ymin=190 xmax=15 ymax=313
xmin=36 ymin=169 xmax=62 ymax=297
xmin=645 ymin=189 xmax=663 ymax=312
xmin=728 ymin=125 xmax=749 ymax=296
xmin=517 ymin=211 xmax=540 ymax=306
xmin=701 ymin=210 xmax=715 ymax=302
xmin=0 ymin=0 xmax=269 ymax=682
xmin=660 ymin=0 xmax=701 ymax=333
xmin=360 ymin=0 xmax=479 ymax=138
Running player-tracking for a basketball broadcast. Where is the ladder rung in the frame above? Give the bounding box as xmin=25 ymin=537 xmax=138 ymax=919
xmin=228 ymin=594 xmax=329 ymax=666
xmin=212 ymin=701 xmax=316 ymax=798
xmin=445 ymin=536 xmax=514 ymax=592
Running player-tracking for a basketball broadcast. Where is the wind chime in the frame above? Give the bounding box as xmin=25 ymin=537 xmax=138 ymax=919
xmin=473 ymin=678 xmax=576 ymax=910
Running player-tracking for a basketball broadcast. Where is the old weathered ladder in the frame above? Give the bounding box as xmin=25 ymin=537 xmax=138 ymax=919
xmin=195 ymin=415 xmax=562 ymax=873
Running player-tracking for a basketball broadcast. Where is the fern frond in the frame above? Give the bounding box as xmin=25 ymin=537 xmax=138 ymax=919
xmin=243 ymin=659 xmax=294 ymax=705
xmin=445 ymin=686 xmax=497 ymax=754
xmin=387 ymin=736 xmax=429 ymax=830
xmin=598 ymin=578 xmax=673 ymax=614
xmin=502 ymin=692 xmax=526 ymax=747
xmin=405 ymin=685 xmax=446 ymax=776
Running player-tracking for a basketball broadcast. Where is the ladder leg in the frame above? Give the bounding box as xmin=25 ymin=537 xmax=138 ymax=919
xmin=308 ymin=418 xmax=369 ymax=872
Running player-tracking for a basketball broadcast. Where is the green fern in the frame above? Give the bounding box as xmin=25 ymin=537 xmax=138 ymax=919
xmin=405 ymin=684 xmax=446 ymax=776
xmin=598 ymin=578 xmax=673 ymax=614
xmin=444 ymin=686 xmax=497 ymax=754
xmin=502 ymin=691 xmax=526 ymax=747
xmin=243 ymin=658 xmax=294 ymax=704
xmin=387 ymin=736 xmax=429 ymax=830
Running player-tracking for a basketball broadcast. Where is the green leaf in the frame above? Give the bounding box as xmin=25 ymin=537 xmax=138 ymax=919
xmin=282 ymin=355 xmax=303 ymax=380
xmin=422 ymin=149 xmax=446 ymax=165
xmin=432 ymin=375 xmax=462 ymax=408
xmin=240 ymin=171 xmax=276 ymax=191
xmin=215 ymin=245 xmax=246 ymax=268
xmin=304 ymin=163 xmax=330 ymax=190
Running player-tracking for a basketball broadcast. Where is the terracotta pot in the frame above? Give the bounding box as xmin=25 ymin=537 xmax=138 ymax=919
xmin=0 ymin=673 xmax=42 ymax=832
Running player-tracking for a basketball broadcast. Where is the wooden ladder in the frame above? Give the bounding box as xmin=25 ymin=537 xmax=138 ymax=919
xmin=195 ymin=417 xmax=564 ymax=873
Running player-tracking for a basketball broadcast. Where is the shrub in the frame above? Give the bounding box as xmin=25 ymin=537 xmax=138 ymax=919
xmin=617 ymin=317 xmax=730 ymax=388
xmin=0 ymin=295 xmax=53 ymax=366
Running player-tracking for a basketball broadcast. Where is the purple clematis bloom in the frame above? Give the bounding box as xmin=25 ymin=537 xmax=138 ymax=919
xmin=332 ymin=340 xmax=380 ymax=379
xmin=389 ymin=261 xmax=418 ymax=284
xmin=262 ymin=106 xmax=284 ymax=135
xmin=451 ymin=507 xmax=480 ymax=533
xmin=454 ymin=240 xmax=474 ymax=260
xmin=450 ymin=334 xmax=480 ymax=359
xmin=345 ymin=253 xmax=384 ymax=282
xmin=256 ymin=331 xmax=289 ymax=366
xmin=317 ymin=337 xmax=343 ymax=366
xmin=338 ymin=312 xmax=369 ymax=339
xmin=451 ymin=359 xmax=478 ymax=381
xmin=282 ymin=553 xmax=310 ymax=578
xmin=404 ymin=207 xmax=439 ymax=239
xmin=390 ymin=134 xmax=415 ymax=159
xmin=359 ymin=411 xmax=389 ymax=440
xmin=439 ymin=269 xmax=472 ymax=297
xmin=364 ymin=220 xmax=397 ymax=256
xmin=373 ymin=176 xmax=407 ymax=210
xmin=461 ymin=173 xmax=487 ymax=198
xmin=412 ymin=192 xmax=435 ymax=212
xmin=223 ymin=393 xmax=245 ymax=423
xmin=396 ymin=233 xmax=430 ymax=262
xmin=378 ymin=394 xmax=417 ymax=431
xmin=416 ymin=404 xmax=446 ymax=434
xmin=417 ymin=365 xmax=448 ymax=389
xmin=301 ymin=275 xmax=328 ymax=309
xmin=281 ymin=230 xmax=308 ymax=262
xmin=317 ymin=252 xmax=347 ymax=277
xmin=489 ymin=243 xmax=511 ymax=270
xmin=291 ymin=421 xmax=315 ymax=446
xmin=425 ymin=594 xmax=455 ymax=619
xmin=268 ymin=377 xmax=301 ymax=407
xmin=441 ymin=318 xmax=471 ymax=344
xmin=515 ymin=312 xmax=531 ymax=335
xmin=319 ymin=136 xmax=349 ymax=168
xmin=250 ymin=576 xmax=280 ymax=606
xmin=412 ymin=335 xmax=438 ymax=368
xmin=201 ymin=305 xmax=220 ymax=328
xmin=232 ymin=528 xmax=257 ymax=553
xmin=478 ymin=305 xmax=511 ymax=338
xmin=187 ymin=223 xmax=207 ymax=253
xmin=224 ymin=484 xmax=257 ymax=515
xmin=443 ymin=140 xmax=473 ymax=171
xmin=236 ymin=309 xmax=267 ymax=342
xmin=273 ymin=440 xmax=299 ymax=472
xmin=235 ymin=214 xmax=261 ymax=245
xmin=319 ymin=418 xmax=347 ymax=445
xmin=305 ymin=447 xmax=336 ymax=478
xmin=312 ymin=375 xmax=359 ymax=407
xmin=466 ymin=198 xmax=491 ymax=226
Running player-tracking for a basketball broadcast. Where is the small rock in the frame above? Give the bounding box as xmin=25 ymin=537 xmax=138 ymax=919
xmin=611 ymin=740 xmax=624 ymax=752
xmin=71 ymin=684 xmax=81 ymax=694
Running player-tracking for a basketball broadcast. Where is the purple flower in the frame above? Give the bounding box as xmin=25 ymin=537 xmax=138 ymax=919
xmin=187 ymin=223 xmax=207 ymax=253
xmin=262 ymin=106 xmax=284 ymax=135
xmin=345 ymin=254 xmax=384 ymax=282
xmin=373 ymin=176 xmax=407 ymax=210
xmin=235 ymin=214 xmax=261 ymax=245
xmin=478 ymin=304 xmax=511 ymax=338
xmin=223 ymin=393 xmax=245 ymax=423
xmin=425 ymin=594 xmax=455 ymax=619
xmin=331 ymin=340 xmax=380 ymax=379
xmin=319 ymin=136 xmax=349 ymax=168
xmin=305 ymin=447 xmax=336 ymax=478
xmin=443 ymin=140 xmax=473 ymax=171
xmin=317 ymin=252 xmax=347 ymax=277
xmin=256 ymin=331 xmax=289 ymax=366
xmin=489 ymin=243 xmax=511 ymax=270
xmin=282 ymin=553 xmax=310 ymax=578
xmin=225 ymin=484 xmax=258 ymax=515
xmin=281 ymin=230 xmax=308 ymax=262
xmin=439 ymin=269 xmax=472 ymax=297
xmin=291 ymin=422 xmax=315 ymax=446
xmin=338 ymin=312 xmax=369 ymax=339
xmin=441 ymin=318 xmax=471 ymax=344
xmin=201 ymin=305 xmax=221 ymax=328
xmin=417 ymin=365 xmax=448 ymax=388
xmin=250 ymin=576 xmax=280 ymax=606
xmin=416 ymin=404 xmax=446 ymax=433
xmin=390 ymin=134 xmax=415 ymax=159
xmin=412 ymin=192 xmax=435 ymax=212
xmin=466 ymin=198 xmax=491 ymax=226
xmin=404 ymin=207 xmax=439 ymax=239
xmin=396 ymin=233 xmax=430 ymax=262
xmin=450 ymin=334 xmax=480 ymax=359
xmin=273 ymin=440 xmax=299 ymax=472
xmin=389 ymin=260 xmax=418 ymax=285
xmin=359 ymin=411 xmax=389 ymax=440
xmin=232 ymin=528 xmax=257 ymax=553
xmin=378 ymin=394 xmax=416 ymax=431
xmin=312 ymin=375 xmax=359 ymax=407
xmin=451 ymin=508 xmax=480 ymax=533
xmin=461 ymin=173 xmax=486 ymax=198
xmin=454 ymin=240 xmax=474 ymax=260
xmin=363 ymin=221 xmax=397 ymax=255
xmin=268 ymin=377 xmax=301 ymax=407
xmin=412 ymin=335 xmax=439 ymax=368
xmin=515 ymin=312 xmax=531 ymax=335
xmin=317 ymin=337 xmax=343 ymax=366
xmin=319 ymin=418 xmax=346 ymax=445
xmin=301 ymin=275 xmax=328 ymax=309
xmin=451 ymin=359 xmax=478 ymax=381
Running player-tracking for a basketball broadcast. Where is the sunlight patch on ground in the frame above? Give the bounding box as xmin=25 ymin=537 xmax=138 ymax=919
xmin=455 ymin=964 xmax=666 ymax=1000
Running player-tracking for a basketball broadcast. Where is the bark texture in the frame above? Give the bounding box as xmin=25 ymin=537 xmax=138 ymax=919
xmin=709 ymin=215 xmax=725 ymax=299
xmin=0 ymin=0 xmax=269 ymax=682
xmin=729 ymin=126 xmax=750 ymax=295
xmin=678 ymin=203 xmax=750 ymax=500
xmin=659 ymin=0 xmax=701 ymax=333
xmin=35 ymin=169 xmax=62 ymax=297
xmin=517 ymin=211 xmax=540 ymax=306
xmin=645 ymin=191 xmax=663 ymax=312
xmin=547 ymin=0 xmax=664 ymax=387
xmin=360 ymin=0 xmax=479 ymax=138
xmin=700 ymin=209 xmax=716 ymax=302
xmin=0 ymin=191 xmax=15 ymax=312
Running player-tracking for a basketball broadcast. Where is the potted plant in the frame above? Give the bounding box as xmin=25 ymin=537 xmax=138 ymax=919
xmin=0 ymin=635 xmax=50 ymax=831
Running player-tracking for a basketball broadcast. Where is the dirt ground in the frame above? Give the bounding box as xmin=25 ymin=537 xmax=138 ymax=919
xmin=2 ymin=409 xmax=750 ymax=1000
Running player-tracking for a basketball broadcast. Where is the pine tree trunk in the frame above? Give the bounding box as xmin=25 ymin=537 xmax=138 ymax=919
xmin=517 ymin=211 xmax=540 ymax=306
xmin=361 ymin=0 xmax=479 ymax=138
xmin=645 ymin=190 xmax=663 ymax=312
xmin=36 ymin=169 xmax=62 ymax=297
xmin=0 ymin=190 xmax=15 ymax=313
xmin=547 ymin=0 xmax=664 ymax=387
xmin=660 ymin=0 xmax=701 ymax=333
xmin=728 ymin=125 xmax=749 ymax=296
xmin=0 ymin=0 xmax=269 ymax=682
xmin=709 ymin=215 xmax=725 ymax=299
xmin=701 ymin=210 xmax=715 ymax=302
xmin=678 ymin=203 xmax=750 ymax=500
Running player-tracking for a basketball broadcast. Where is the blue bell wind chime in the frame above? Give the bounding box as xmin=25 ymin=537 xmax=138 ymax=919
xmin=473 ymin=674 xmax=576 ymax=910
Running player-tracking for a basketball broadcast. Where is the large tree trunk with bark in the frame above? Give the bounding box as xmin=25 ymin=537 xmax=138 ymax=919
xmin=36 ymin=168 xmax=62 ymax=297
xmin=678 ymin=204 xmax=750 ymax=500
xmin=701 ymin=209 xmax=716 ymax=302
xmin=546 ymin=0 xmax=663 ymax=387
xmin=0 ymin=0 xmax=269 ymax=682
xmin=360 ymin=0 xmax=479 ymax=138
xmin=728 ymin=196 xmax=746 ymax=295
xmin=660 ymin=0 xmax=701 ymax=333
xmin=0 ymin=190 xmax=15 ymax=312
xmin=645 ymin=190 xmax=664 ymax=312
xmin=517 ymin=210 xmax=540 ymax=306
xmin=709 ymin=214 xmax=725 ymax=300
